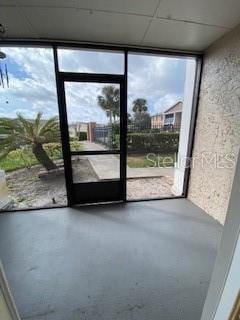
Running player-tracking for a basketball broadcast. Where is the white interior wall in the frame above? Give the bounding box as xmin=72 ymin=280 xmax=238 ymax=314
xmin=213 ymin=232 xmax=240 ymax=319
xmin=200 ymin=149 xmax=240 ymax=320
xmin=172 ymin=58 xmax=196 ymax=195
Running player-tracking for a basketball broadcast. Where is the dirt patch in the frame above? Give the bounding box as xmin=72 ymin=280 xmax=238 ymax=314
xmin=3 ymin=156 xmax=174 ymax=210
xmin=127 ymin=176 xmax=174 ymax=200
xmin=4 ymin=157 xmax=99 ymax=210
xmin=5 ymin=164 xmax=67 ymax=210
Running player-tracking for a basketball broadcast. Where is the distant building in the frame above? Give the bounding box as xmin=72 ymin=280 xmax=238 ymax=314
xmin=151 ymin=113 xmax=164 ymax=128
xmin=68 ymin=122 xmax=88 ymax=138
xmin=163 ymin=101 xmax=182 ymax=127
xmin=151 ymin=101 xmax=183 ymax=129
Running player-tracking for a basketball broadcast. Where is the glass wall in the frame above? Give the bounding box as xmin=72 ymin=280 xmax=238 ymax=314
xmin=64 ymin=81 xmax=121 ymax=152
xmin=127 ymin=53 xmax=197 ymax=200
xmin=58 ymin=48 xmax=124 ymax=74
xmin=0 ymin=45 xmax=198 ymax=210
xmin=64 ymin=81 xmax=121 ymax=184
xmin=0 ymin=47 xmax=67 ymax=210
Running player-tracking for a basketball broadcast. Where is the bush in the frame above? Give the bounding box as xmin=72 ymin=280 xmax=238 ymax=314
xmin=43 ymin=143 xmax=63 ymax=158
xmin=113 ymin=132 xmax=179 ymax=153
xmin=69 ymin=141 xmax=83 ymax=152
xmin=0 ymin=147 xmax=37 ymax=172
xmin=127 ymin=132 xmax=179 ymax=154
xmin=69 ymin=136 xmax=79 ymax=142
xmin=79 ymin=131 xmax=87 ymax=141
xmin=0 ymin=141 xmax=83 ymax=172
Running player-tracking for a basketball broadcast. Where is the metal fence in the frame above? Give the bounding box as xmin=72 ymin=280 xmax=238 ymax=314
xmin=93 ymin=122 xmax=181 ymax=149
xmin=127 ymin=123 xmax=181 ymax=133
xmin=93 ymin=126 xmax=113 ymax=146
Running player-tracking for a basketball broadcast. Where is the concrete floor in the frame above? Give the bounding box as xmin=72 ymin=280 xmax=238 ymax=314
xmin=0 ymin=199 xmax=222 ymax=320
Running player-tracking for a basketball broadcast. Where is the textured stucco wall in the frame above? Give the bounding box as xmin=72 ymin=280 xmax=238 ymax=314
xmin=188 ymin=24 xmax=240 ymax=225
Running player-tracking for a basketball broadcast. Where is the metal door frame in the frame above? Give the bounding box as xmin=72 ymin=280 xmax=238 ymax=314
xmin=56 ymin=70 xmax=127 ymax=205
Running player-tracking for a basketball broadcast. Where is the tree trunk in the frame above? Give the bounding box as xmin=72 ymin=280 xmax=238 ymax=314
xmin=108 ymin=111 xmax=113 ymax=148
xmin=32 ymin=143 xmax=57 ymax=171
xmin=109 ymin=110 xmax=113 ymax=126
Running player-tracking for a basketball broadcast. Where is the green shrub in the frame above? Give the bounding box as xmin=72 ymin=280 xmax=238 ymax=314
xmin=69 ymin=136 xmax=79 ymax=142
xmin=43 ymin=143 xmax=63 ymax=159
xmin=0 ymin=147 xmax=37 ymax=172
xmin=113 ymin=132 xmax=179 ymax=153
xmin=69 ymin=141 xmax=83 ymax=152
xmin=0 ymin=141 xmax=83 ymax=172
xmin=127 ymin=132 xmax=179 ymax=154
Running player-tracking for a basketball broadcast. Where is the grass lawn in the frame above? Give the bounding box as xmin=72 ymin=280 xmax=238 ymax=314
xmin=127 ymin=153 xmax=177 ymax=168
xmin=0 ymin=141 xmax=83 ymax=172
xmin=0 ymin=150 xmax=38 ymax=172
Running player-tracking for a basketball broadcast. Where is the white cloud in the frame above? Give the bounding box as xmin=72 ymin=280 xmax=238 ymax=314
xmin=64 ymin=82 xmax=109 ymax=124
xmin=153 ymin=94 xmax=181 ymax=114
xmin=58 ymin=48 xmax=124 ymax=74
xmin=128 ymin=53 xmax=186 ymax=114
xmin=0 ymin=47 xmax=188 ymax=124
xmin=0 ymin=47 xmax=58 ymax=119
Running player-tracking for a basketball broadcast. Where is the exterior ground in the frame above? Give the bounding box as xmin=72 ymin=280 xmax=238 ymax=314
xmin=2 ymin=141 xmax=176 ymax=210
xmin=5 ymin=165 xmax=67 ymax=209
xmin=4 ymin=163 xmax=174 ymax=209
xmin=127 ymin=176 xmax=174 ymax=200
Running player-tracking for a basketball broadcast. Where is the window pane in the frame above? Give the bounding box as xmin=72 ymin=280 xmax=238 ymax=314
xmin=58 ymin=48 xmax=124 ymax=74
xmin=0 ymin=47 xmax=67 ymax=211
xmin=127 ymin=53 xmax=197 ymax=200
xmin=72 ymin=155 xmax=120 ymax=183
xmin=65 ymin=82 xmax=120 ymax=151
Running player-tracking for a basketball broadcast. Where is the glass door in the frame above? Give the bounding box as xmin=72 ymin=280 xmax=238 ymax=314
xmin=59 ymin=74 xmax=125 ymax=205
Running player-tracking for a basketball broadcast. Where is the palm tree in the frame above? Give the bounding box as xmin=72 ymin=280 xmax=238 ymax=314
xmin=0 ymin=112 xmax=60 ymax=171
xmin=132 ymin=98 xmax=151 ymax=129
xmin=97 ymin=85 xmax=120 ymax=125
xmin=132 ymin=98 xmax=148 ymax=114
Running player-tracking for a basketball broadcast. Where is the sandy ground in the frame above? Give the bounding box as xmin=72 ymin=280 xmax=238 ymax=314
xmin=127 ymin=176 xmax=174 ymax=200
xmin=6 ymin=165 xmax=67 ymax=209
xmin=4 ymin=159 xmax=174 ymax=210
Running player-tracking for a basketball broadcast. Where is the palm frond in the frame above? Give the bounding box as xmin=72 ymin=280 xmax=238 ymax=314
xmin=38 ymin=116 xmax=59 ymax=140
xmin=0 ymin=113 xmax=60 ymax=159
xmin=34 ymin=112 xmax=43 ymax=137
xmin=17 ymin=113 xmax=35 ymax=141
xmin=97 ymin=85 xmax=120 ymax=119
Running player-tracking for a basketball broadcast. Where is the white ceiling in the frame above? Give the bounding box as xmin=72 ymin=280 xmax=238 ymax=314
xmin=0 ymin=0 xmax=240 ymax=51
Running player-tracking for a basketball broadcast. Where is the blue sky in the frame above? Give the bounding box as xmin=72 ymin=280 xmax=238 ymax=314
xmin=0 ymin=47 xmax=188 ymax=124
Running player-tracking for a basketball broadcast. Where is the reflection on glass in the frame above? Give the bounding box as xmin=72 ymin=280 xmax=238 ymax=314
xmin=71 ymin=155 xmax=120 ymax=183
xmin=65 ymin=82 xmax=120 ymax=152
xmin=58 ymin=48 xmax=124 ymax=74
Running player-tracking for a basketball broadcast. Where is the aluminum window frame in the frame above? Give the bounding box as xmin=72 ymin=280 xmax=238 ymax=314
xmin=0 ymin=40 xmax=203 ymax=212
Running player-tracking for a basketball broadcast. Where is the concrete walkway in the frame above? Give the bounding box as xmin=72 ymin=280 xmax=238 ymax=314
xmin=81 ymin=141 xmax=174 ymax=180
